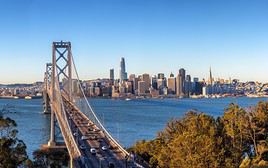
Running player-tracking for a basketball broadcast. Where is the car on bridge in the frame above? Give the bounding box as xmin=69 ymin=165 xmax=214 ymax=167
xmin=80 ymin=145 xmax=86 ymax=150
xmin=90 ymin=148 xmax=96 ymax=155
xmin=81 ymin=135 xmax=90 ymax=140
xmin=101 ymin=145 xmax=108 ymax=151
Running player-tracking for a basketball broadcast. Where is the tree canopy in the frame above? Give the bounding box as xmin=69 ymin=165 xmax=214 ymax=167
xmin=130 ymin=101 xmax=268 ymax=168
xmin=0 ymin=115 xmax=28 ymax=167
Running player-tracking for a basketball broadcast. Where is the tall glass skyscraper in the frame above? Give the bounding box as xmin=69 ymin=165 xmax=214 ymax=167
xmin=120 ymin=57 xmax=127 ymax=82
xmin=110 ymin=68 xmax=114 ymax=80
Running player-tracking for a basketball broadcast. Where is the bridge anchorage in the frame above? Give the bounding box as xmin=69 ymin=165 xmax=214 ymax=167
xmin=43 ymin=41 xmax=147 ymax=168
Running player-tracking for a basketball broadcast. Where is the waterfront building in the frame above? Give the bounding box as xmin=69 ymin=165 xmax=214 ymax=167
xmin=163 ymin=87 xmax=168 ymax=95
xmin=110 ymin=69 xmax=114 ymax=81
xmin=202 ymin=85 xmax=213 ymax=96
xmin=89 ymin=87 xmax=95 ymax=97
xmin=167 ymin=73 xmax=176 ymax=94
xmin=120 ymin=57 xmax=127 ymax=82
xmin=94 ymin=87 xmax=101 ymax=96
xmin=112 ymin=85 xmax=119 ymax=97
xmin=101 ymin=86 xmax=112 ymax=96
xmin=150 ymin=88 xmax=159 ymax=98
xmin=138 ymin=81 xmax=146 ymax=95
xmin=202 ymin=86 xmax=208 ymax=96
xmin=141 ymin=73 xmax=150 ymax=92
xmin=119 ymin=85 xmax=126 ymax=94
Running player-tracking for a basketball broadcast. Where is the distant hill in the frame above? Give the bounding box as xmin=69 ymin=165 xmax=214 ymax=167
xmin=0 ymin=83 xmax=34 ymax=88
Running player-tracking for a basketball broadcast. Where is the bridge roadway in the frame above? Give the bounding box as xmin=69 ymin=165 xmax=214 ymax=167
xmin=62 ymin=96 xmax=133 ymax=168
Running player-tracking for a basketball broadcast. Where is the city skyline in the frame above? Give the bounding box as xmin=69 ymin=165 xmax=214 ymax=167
xmin=0 ymin=0 xmax=267 ymax=83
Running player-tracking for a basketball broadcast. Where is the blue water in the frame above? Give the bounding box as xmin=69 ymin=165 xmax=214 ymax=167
xmin=88 ymin=97 xmax=268 ymax=147
xmin=0 ymin=99 xmax=50 ymax=158
xmin=0 ymin=97 xmax=267 ymax=157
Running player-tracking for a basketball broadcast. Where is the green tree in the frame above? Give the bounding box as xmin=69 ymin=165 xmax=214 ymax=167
xmin=131 ymin=111 xmax=225 ymax=168
xmin=0 ymin=115 xmax=28 ymax=167
xmin=33 ymin=148 xmax=69 ymax=168
xmin=131 ymin=101 xmax=268 ymax=168
xmin=221 ymin=103 xmax=251 ymax=167
xmin=158 ymin=112 xmax=224 ymax=168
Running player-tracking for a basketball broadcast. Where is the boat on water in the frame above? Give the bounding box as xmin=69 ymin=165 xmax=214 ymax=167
xmin=125 ymin=98 xmax=131 ymax=101
xmin=13 ymin=96 xmax=19 ymax=99
xmin=25 ymin=96 xmax=32 ymax=100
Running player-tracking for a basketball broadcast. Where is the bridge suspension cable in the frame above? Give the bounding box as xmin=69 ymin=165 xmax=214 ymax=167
xmin=69 ymin=53 xmax=130 ymax=156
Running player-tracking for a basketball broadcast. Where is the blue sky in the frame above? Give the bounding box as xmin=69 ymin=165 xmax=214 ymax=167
xmin=0 ymin=0 xmax=267 ymax=83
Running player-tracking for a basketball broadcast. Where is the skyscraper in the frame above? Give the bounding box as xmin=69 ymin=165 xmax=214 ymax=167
xmin=128 ymin=74 xmax=137 ymax=94
xmin=120 ymin=57 xmax=127 ymax=82
xmin=138 ymin=81 xmax=146 ymax=95
xmin=185 ymin=75 xmax=191 ymax=97
xmin=110 ymin=68 xmax=114 ymax=81
xmin=176 ymin=68 xmax=186 ymax=97
xmin=209 ymin=66 xmax=213 ymax=85
xmin=168 ymin=73 xmax=176 ymax=94
xmin=151 ymin=75 xmax=158 ymax=90
xmin=141 ymin=73 xmax=150 ymax=92
xmin=157 ymin=73 xmax=165 ymax=79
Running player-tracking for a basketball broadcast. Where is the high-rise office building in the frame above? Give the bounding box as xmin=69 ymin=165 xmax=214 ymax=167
xmin=151 ymin=75 xmax=158 ymax=90
xmin=158 ymin=73 xmax=165 ymax=79
xmin=176 ymin=68 xmax=186 ymax=97
xmin=185 ymin=75 xmax=191 ymax=97
xmin=126 ymin=81 xmax=133 ymax=93
xmin=110 ymin=69 xmax=114 ymax=81
xmin=141 ymin=73 xmax=150 ymax=92
xmin=179 ymin=68 xmax=186 ymax=81
xmin=129 ymin=74 xmax=136 ymax=81
xmin=138 ymin=81 xmax=146 ymax=95
xmin=168 ymin=73 xmax=176 ymax=94
xmin=209 ymin=67 xmax=213 ymax=85
xmin=120 ymin=57 xmax=127 ymax=82
xmin=128 ymin=74 xmax=138 ymax=93
xmin=192 ymin=77 xmax=202 ymax=95
xmin=193 ymin=77 xmax=199 ymax=83
xmin=157 ymin=78 xmax=166 ymax=90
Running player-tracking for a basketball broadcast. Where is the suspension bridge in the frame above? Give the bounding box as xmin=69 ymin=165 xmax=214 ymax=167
xmin=43 ymin=41 xmax=146 ymax=168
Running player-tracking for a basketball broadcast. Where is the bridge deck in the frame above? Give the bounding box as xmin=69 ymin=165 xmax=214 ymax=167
xmin=62 ymin=97 xmax=133 ymax=168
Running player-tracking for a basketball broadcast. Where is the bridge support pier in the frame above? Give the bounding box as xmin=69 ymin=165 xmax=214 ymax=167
xmin=43 ymin=63 xmax=52 ymax=114
xmin=43 ymin=92 xmax=51 ymax=114
xmin=48 ymin=108 xmax=56 ymax=147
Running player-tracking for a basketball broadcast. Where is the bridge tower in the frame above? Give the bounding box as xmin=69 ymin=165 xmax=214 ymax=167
xmin=48 ymin=41 xmax=73 ymax=146
xmin=43 ymin=63 xmax=52 ymax=114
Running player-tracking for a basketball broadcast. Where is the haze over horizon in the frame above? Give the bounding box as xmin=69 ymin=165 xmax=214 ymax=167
xmin=0 ymin=0 xmax=267 ymax=84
